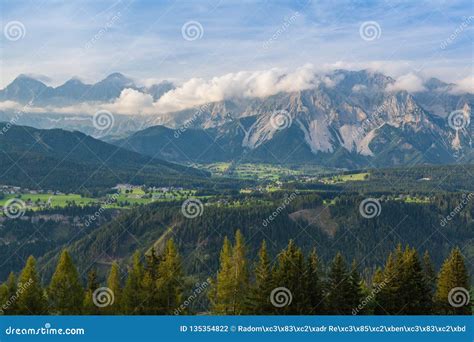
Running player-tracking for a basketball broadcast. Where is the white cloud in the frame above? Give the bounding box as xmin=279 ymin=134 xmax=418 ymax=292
xmin=385 ymin=73 xmax=426 ymax=93
xmin=105 ymin=89 xmax=155 ymax=114
xmin=154 ymin=65 xmax=318 ymax=112
xmin=450 ymin=75 xmax=474 ymax=94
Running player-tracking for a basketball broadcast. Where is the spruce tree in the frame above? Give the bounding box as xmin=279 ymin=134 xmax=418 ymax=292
xmin=230 ymin=230 xmax=249 ymax=314
xmin=106 ymin=262 xmax=122 ymax=314
xmin=16 ymin=256 xmax=47 ymax=314
xmin=272 ymin=240 xmax=305 ymax=314
xmin=347 ymin=260 xmax=364 ymax=313
xmin=211 ymin=231 xmax=250 ymax=314
xmin=122 ymin=251 xmax=144 ymax=314
xmin=1 ymin=273 xmax=19 ymax=315
xmin=156 ymin=239 xmax=184 ymax=314
xmin=48 ymin=250 xmax=84 ymax=314
xmin=211 ymin=237 xmax=234 ymax=314
xmin=141 ymin=248 xmax=161 ymax=314
xmin=435 ymin=248 xmax=471 ymax=315
xmin=304 ymin=248 xmax=324 ymax=314
xmin=325 ymin=252 xmax=352 ymax=314
xmin=83 ymin=268 xmax=99 ymax=314
xmin=397 ymin=247 xmax=432 ymax=314
xmin=248 ymin=240 xmax=273 ymax=314
xmin=0 ymin=283 xmax=7 ymax=315
xmin=423 ymin=251 xmax=437 ymax=292
xmin=375 ymin=252 xmax=400 ymax=314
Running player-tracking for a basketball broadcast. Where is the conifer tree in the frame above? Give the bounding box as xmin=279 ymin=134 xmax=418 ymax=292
xmin=304 ymin=248 xmax=324 ymax=314
xmin=83 ymin=268 xmax=99 ymax=314
xmin=230 ymin=230 xmax=249 ymax=314
xmin=0 ymin=273 xmax=19 ymax=315
xmin=248 ymin=240 xmax=273 ymax=314
xmin=325 ymin=252 xmax=352 ymax=314
xmin=211 ymin=231 xmax=250 ymax=314
xmin=375 ymin=252 xmax=399 ymax=314
xmin=156 ymin=239 xmax=184 ymax=314
xmin=140 ymin=248 xmax=161 ymax=313
xmin=122 ymin=251 xmax=144 ymax=314
xmin=0 ymin=283 xmax=8 ymax=315
xmin=435 ymin=248 xmax=471 ymax=315
xmin=422 ymin=251 xmax=437 ymax=293
xmin=397 ymin=247 xmax=432 ymax=314
xmin=16 ymin=256 xmax=47 ymax=314
xmin=272 ymin=240 xmax=308 ymax=314
xmin=48 ymin=250 xmax=84 ymax=314
xmin=369 ymin=267 xmax=385 ymax=314
xmin=347 ymin=260 xmax=364 ymax=313
xmin=106 ymin=262 xmax=122 ymax=314
xmin=211 ymin=237 xmax=234 ymax=314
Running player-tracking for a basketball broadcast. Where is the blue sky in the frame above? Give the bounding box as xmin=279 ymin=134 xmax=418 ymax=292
xmin=0 ymin=0 xmax=472 ymax=87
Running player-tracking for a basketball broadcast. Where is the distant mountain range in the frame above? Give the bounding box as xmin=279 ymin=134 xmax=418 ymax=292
xmin=1 ymin=70 xmax=472 ymax=168
xmin=0 ymin=73 xmax=175 ymax=105
xmin=0 ymin=123 xmax=208 ymax=191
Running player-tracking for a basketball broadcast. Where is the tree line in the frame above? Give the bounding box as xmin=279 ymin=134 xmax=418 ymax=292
xmin=0 ymin=231 xmax=471 ymax=315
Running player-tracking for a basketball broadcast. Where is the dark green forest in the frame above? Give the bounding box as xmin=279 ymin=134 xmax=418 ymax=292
xmin=0 ymin=233 xmax=471 ymax=315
